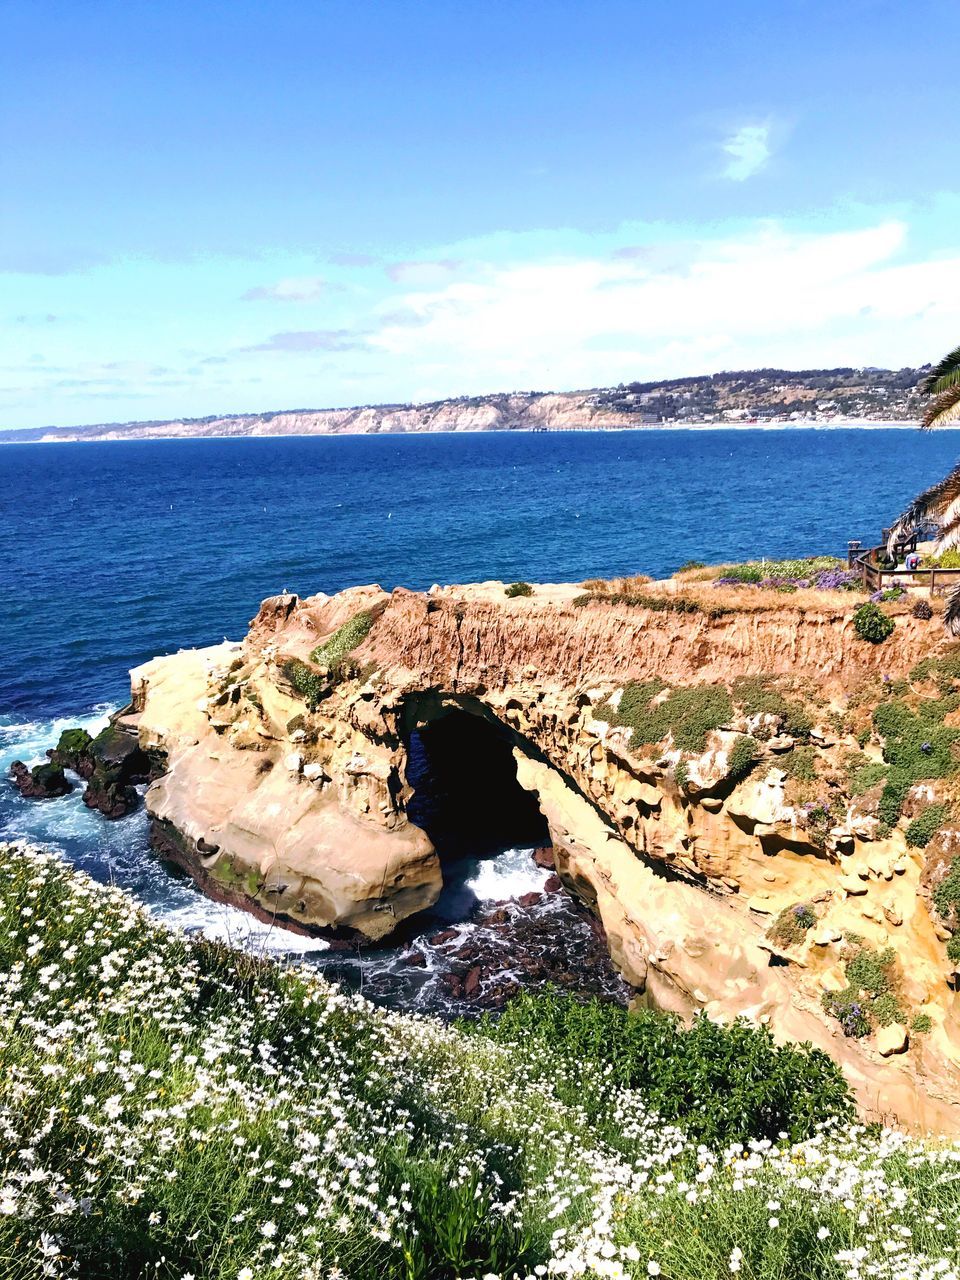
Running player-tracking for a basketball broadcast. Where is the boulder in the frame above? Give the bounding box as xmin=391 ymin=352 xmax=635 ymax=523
xmin=876 ymin=1023 xmax=909 ymax=1057
xmin=10 ymin=760 xmax=72 ymax=800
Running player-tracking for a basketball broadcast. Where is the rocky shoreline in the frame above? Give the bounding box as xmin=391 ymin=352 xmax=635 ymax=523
xmin=12 ymin=574 xmax=960 ymax=1127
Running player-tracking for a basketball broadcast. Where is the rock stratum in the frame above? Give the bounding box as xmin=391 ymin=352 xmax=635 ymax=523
xmin=120 ymin=577 xmax=960 ymax=1130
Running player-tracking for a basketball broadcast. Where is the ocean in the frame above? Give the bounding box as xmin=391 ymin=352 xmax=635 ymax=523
xmin=2 ymin=426 xmax=958 ymax=1008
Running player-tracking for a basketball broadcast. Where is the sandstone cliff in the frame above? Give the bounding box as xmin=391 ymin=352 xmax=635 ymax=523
xmin=124 ymin=577 xmax=960 ymax=1129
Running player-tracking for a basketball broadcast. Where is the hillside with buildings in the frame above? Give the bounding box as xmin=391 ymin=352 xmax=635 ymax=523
xmin=0 ymin=365 xmax=927 ymax=442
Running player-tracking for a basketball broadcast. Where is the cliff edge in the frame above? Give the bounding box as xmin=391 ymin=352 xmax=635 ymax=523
xmin=123 ymin=575 xmax=960 ymax=1129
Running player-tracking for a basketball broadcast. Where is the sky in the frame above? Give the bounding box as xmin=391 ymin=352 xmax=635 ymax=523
xmin=2 ymin=0 xmax=960 ymax=429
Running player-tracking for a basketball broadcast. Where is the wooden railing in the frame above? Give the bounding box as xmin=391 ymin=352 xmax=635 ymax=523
xmin=847 ymin=528 xmax=960 ymax=597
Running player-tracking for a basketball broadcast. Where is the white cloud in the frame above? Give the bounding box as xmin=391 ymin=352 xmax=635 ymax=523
xmin=242 ymin=276 xmax=332 ymax=302
xmin=365 ymin=220 xmax=960 ymax=394
xmin=721 ymin=123 xmax=772 ymax=181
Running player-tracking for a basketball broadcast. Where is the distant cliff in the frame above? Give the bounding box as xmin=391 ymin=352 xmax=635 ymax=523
xmin=0 ymin=365 xmax=926 ymax=442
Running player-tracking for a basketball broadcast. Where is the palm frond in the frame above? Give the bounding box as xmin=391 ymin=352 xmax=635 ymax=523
xmin=944 ymin=584 xmax=960 ymax=637
xmin=923 ymin=384 xmax=960 ymax=430
xmin=887 ymin=459 xmax=960 ymax=553
xmin=920 ymin=344 xmax=960 ymax=395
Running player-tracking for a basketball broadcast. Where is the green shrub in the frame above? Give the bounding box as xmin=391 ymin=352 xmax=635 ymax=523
xmin=572 ymin=591 xmax=734 ymax=619
xmin=872 ymin=698 xmax=960 ymax=826
xmin=505 ymin=581 xmax=533 ymax=597
xmin=468 ymin=988 xmax=853 ymax=1145
xmin=309 ymin=609 xmax=374 ymax=669
xmin=595 ymin=681 xmax=733 ymax=754
xmin=933 ymin=857 xmax=960 ymax=925
xmin=853 ymin=601 xmax=895 ymax=644
xmin=947 ymin=934 xmax=960 ymax=963
xmin=675 ymin=559 xmax=706 ymax=573
xmin=911 ymin=650 xmax=960 ymax=693
xmin=768 ymin=902 xmax=816 ymax=948
xmin=731 ymin=675 xmax=813 ymax=739
xmin=726 ymin=734 xmax=759 ymax=781
xmin=803 ymin=801 xmax=833 ymax=845
xmin=821 ymin=986 xmax=872 ymax=1037
xmin=674 ymin=759 xmax=689 ymax=788
xmin=927 ymin=548 xmax=960 ymax=569
xmin=281 ymin=658 xmax=330 ymax=709
xmin=847 ymin=757 xmax=888 ymax=796
xmin=872 ymin=992 xmax=906 ymax=1026
xmin=905 ymin=803 xmax=951 ymax=849
xmin=781 ymin=744 xmax=817 ymax=782
xmin=845 ymin=943 xmax=895 ymax=997
xmin=911 ymin=1012 xmax=933 ymax=1033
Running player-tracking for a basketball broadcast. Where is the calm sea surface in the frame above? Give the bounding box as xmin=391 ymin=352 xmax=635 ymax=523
xmin=2 ymin=427 xmax=959 ymax=1004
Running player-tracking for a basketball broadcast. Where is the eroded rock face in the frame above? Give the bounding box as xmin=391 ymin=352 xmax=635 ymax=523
xmin=125 ymin=581 xmax=960 ymax=1129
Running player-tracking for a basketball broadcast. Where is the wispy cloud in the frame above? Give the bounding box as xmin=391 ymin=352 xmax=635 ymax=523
xmin=720 ymin=122 xmax=772 ymax=181
xmin=12 ymin=313 xmax=61 ymax=325
xmin=366 ymin=219 xmax=960 ymax=391
xmin=385 ymin=259 xmax=461 ymax=285
xmin=329 ymin=251 xmax=378 ymax=267
xmin=243 ymin=328 xmax=367 ymax=353
xmin=242 ymin=276 xmax=333 ymax=302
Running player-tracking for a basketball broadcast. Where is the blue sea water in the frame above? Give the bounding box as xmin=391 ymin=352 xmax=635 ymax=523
xmin=1 ymin=427 xmax=959 ymax=1003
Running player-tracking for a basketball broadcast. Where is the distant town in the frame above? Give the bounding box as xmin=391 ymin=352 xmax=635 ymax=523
xmin=0 ymin=364 xmax=930 ymax=442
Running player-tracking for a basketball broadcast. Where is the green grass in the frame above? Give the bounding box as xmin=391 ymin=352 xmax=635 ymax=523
xmin=713 ymin=556 xmax=843 ymax=583
xmin=572 ymin=591 xmax=734 ymax=618
xmin=5 ymin=844 xmax=960 ymax=1279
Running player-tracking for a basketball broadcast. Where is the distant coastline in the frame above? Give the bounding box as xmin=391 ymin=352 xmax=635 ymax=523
xmin=0 ymin=365 xmax=935 ymax=443
xmin=4 ymin=420 xmax=954 ymax=445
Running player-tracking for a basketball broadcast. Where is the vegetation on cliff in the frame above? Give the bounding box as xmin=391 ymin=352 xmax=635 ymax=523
xmin=7 ymin=843 xmax=960 ymax=1280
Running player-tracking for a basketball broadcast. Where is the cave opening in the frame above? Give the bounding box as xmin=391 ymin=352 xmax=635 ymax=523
xmin=404 ymin=708 xmax=550 ymax=861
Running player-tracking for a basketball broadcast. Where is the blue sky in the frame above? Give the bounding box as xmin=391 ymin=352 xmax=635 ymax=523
xmin=3 ymin=0 xmax=960 ymax=428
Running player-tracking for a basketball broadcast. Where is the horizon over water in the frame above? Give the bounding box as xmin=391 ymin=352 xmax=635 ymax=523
xmin=3 ymin=426 xmax=960 ymax=1009
xmin=5 ymin=426 xmax=960 ymax=720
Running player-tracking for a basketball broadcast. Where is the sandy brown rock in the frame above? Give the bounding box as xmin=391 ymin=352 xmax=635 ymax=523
xmin=125 ymin=579 xmax=960 ymax=1130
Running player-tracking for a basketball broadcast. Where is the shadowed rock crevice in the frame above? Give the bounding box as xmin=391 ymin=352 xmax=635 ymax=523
xmin=403 ymin=706 xmax=551 ymax=860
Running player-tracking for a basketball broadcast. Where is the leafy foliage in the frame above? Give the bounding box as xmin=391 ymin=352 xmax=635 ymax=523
xmin=572 ymin=591 xmax=733 ymax=618
xmin=768 ymin=903 xmax=816 ymax=948
xmin=846 ymin=755 xmax=888 ymax=797
xmin=933 ymin=856 xmax=960 ymax=925
xmin=468 ymin=989 xmax=853 ymax=1146
xmin=726 ymin=734 xmax=759 ymax=782
xmin=731 ymin=675 xmax=814 ymax=739
xmin=309 ymin=609 xmax=374 ymax=669
xmin=853 ymin=601 xmax=895 ymax=644
xmin=782 ymin=745 xmax=818 ymax=782
xmin=905 ymin=803 xmax=951 ymax=849
xmin=281 ymin=658 xmax=330 ymax=709
xmin=504 ymin=581 xmax=533 ymax=597
xmin=713 ymin=556 xmax=843 ymax=584
xmin=823 ymin=941 xmax=902 ymax=1038
xmin=594 ymin=681 xmax=733 ymax=754
xmin=872 ymin=697 xmax=960 ymax=826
